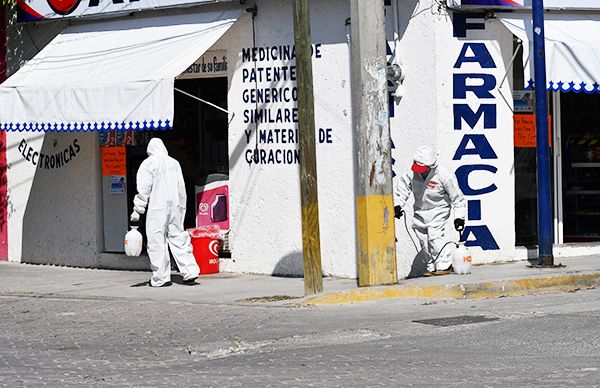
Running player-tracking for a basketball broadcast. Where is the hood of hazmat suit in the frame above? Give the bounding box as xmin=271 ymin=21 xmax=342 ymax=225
xmin=133 ymin=138 xmax=199 ymax=287
xmin=133 ymin=138 xmax=187 ymax=214
xmin=394 ymin=145 xmax=466 ymax=272
xmin=413 ymin=145 xmax=438 ymax=167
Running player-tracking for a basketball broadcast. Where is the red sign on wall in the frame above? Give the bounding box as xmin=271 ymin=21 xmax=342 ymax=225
xmin=514 ymin=114 xmax=552 ymax=148
xmin=101 ymin=147 xmax=127 ymax=176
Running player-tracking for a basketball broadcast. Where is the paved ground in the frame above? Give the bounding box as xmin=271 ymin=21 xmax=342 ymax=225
xmin=2 ymin=262 xmax=600 ymax=386
xmin=2 ymin=255 xmax=600 ymax=306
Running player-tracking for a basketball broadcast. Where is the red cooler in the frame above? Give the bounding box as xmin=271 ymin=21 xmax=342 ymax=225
xmin=188 ymin=226 xmax=220 ymax=274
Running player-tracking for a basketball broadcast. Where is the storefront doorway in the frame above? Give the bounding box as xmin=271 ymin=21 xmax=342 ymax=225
xmin=514 ymin=91 xmax=600 ymax=246
xmin=557 ymin=92 xmax=600 ymax=243
xmin=103 ymin=77 xmax=229 ymax=253
xmin=506 ymin=15 xmax=600 ymax=248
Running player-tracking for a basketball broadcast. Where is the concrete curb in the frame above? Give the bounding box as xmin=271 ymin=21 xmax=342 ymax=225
xmin=302 ymin=272 xmax=600 ymax=305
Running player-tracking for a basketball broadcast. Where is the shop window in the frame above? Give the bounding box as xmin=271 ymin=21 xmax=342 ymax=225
xmin=560 ymin=92 xmax=600 ymax=242
xmin=513 ymin=36 xmax=540 ymax=246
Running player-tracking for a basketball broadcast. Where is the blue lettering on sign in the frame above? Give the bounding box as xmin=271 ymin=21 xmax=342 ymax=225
xmin=453 ymin=74 xmax=496 ymax=99
xmin=245 ymin=148 xmax=300 ymax=165
xmin=468 ymin=200 xmax=482 ymax=221
xmin=454 ymin=43 xmax=496 ymax=69
xmin=456 ymin=164 xmax=497 ymax=196
xmin=319 ymin=128 xmax=333 ymax=144
xmin=240 ymin=44 xmax=329 ymax=167
xmin=452 ymin=37 xmax=501 ymax=251
xmin=453 ymin=135 xmax=498 ymax=160
xmin=461 ymin=225 xmax=500 ymax=250
xmin=454 ymin=104 xmax=496 ymax=130
xmin=452 ymin=12 xmax=486 ymax=38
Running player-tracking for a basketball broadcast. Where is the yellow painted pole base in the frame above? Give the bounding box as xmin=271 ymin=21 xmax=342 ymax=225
xmin=356 ymin=194 xmax=397 ymax=287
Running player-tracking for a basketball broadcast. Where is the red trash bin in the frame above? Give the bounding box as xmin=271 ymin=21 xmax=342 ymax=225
xmin=188 ymin=226 xmax=220 ymax=275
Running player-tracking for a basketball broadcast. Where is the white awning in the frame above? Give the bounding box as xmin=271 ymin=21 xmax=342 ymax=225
xmin=0 ymin=9 xmax=242 ymax=132
xmin=499 ymin=13 xmax=600 ymax=94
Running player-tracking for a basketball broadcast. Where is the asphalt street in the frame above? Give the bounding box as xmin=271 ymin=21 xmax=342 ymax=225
xmin=2 ymin=285 xmax=600 ymax=387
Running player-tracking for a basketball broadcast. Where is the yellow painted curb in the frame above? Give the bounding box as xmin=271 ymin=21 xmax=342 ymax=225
xmin=302 ymin=272 xmax=600 ymax=305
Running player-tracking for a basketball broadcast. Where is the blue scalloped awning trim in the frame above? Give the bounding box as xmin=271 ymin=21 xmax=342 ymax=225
xmin=0 ymin=119 xmax=173 ymax=132
xmin=526 ymin=79 xmax=600 ymax=94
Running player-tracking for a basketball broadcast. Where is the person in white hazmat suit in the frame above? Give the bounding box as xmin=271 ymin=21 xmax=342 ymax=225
xmin=130 ymin=138 xmax=200 ymax=287
xmin=394 ymin=145 xmax=467 ymax=276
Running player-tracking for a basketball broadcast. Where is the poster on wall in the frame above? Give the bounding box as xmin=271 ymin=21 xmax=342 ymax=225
xmin=101 ymin=147 xmax=127 ymax=176
xmin=99 ymin=131 xmax=141 ymax=147
xmin=110 ymin=176 xmax=126 ymax=194
xmin=513 ymin=114 xmax=552 ymax=148
xmin=513 ymin=90 xmax=533 ymax=113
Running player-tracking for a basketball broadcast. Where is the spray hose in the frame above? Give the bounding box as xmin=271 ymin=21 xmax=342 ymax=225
xmin=401 ymin=215 xmax=462 ymax=268
xmin=403 ymin=215 xmax=420 ymax=253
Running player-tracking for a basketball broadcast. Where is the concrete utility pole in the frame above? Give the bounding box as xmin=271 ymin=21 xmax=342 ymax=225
xmin=531 ymin=0 xmax=554 ymax=266
xmin=350 ymin=0 xmax=398 ymax=286
xmin=292 ymin=0 xmax=323 ymax=296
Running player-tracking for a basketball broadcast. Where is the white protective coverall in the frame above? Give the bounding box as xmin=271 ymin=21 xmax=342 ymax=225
xmin=395 ymin=146 xmax=466 ymax=272
xmin=133 ymin=138 xmax=199 ymax=286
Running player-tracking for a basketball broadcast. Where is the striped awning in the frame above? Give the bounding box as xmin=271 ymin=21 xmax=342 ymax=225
xmin=0 ymin=8 xmax=241 ymax=132
xmin=499 ymin=13 xmax=600 ymax=94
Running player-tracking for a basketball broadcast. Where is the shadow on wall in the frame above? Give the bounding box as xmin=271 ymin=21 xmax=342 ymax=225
xmin=406 ymin=250 xmax=430 ymax=278
xmin=272 ymin=250 xmax=305 ymax=278
xmin=21 ymin=133 xmax=99 ymax=267
xmin=389 ymin=0 xmax=421 ymax=42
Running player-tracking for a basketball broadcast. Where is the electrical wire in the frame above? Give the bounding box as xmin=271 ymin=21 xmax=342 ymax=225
xmin=403 ymin=214 xmax=419 ymax=253
xmin=174 ymin=87 xmax=233 ymax=116
xmin=433 ymin=241 xmax=459 ymax=266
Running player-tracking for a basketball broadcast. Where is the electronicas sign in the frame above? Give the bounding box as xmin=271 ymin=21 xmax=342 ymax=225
xmin=448 ymin=0 xmax=600 ymax=10
xmin=17 ymin=0 xmax=235 ymax=22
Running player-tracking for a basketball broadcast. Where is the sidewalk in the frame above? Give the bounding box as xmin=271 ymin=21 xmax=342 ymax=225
xmin=1 ymin=255 xmax=600 ymax=306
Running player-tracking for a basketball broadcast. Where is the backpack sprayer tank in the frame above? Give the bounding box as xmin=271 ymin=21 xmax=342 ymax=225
xmin=401 ymin=215 xmax=473 ymax=275
xmin=451 ymin=242 xmax=472 ymax=275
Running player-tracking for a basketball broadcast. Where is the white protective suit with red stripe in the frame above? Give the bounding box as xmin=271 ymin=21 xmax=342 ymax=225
xmin=395 ymin=146 xmax=466 ymax=272
xmin=133 ymin=138 xmax=199 ymax=286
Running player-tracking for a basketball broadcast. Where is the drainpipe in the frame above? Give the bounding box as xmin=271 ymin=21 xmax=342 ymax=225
xmin=532 ymin=0 xmax=554 ymax=266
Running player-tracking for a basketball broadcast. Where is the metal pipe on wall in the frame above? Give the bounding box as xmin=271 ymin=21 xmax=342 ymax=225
xmin=532 ymin=0 xmax=554 ymax=266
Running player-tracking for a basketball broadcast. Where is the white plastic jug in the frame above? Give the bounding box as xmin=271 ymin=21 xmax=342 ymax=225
xmin=452 ymin=243 xmax=472 ymax=275
xmin=124 ymin=226 xmax=143 ymax=257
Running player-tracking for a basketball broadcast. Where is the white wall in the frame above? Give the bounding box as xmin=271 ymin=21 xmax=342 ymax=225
xmin=439 ymin=17 xmax=516 ymax=264
xmin=224 ymin=0 xmax=357 ymax=277
xmin=390 ymin=1 xmax=517 ymax=279
xmin=7 ymin=132 xmax=103 ymax=265
xmin=388 ymin=0 xmax=442 ymax=278
xmin=3 ymin=0 xmax=519 ymax=277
